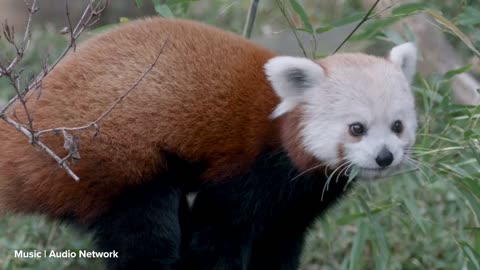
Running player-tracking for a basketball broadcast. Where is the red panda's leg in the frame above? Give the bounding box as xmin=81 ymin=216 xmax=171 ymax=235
xmin=182 ymin=188 xmax=254 ymax=270
xmin=88 ymin=154 xmax=205 ymax=270
xmin=89 ymin=178 xmax=186 ymax=270
xmin=246 ymin=223 xmax=307 ymax=270
xmin=184 ymin=150 xmax=353 ymax=270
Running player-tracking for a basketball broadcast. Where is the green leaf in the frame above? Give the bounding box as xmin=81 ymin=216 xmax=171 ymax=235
xmin=458 ymin=7 xmax=480 ymax=26
xmin=359 ymin=197 xmax=389 ymax=265
xmin=426 ymin=10 xmax=480 ymax=57
xmin=402 ymin=197 xmax=426 ymax=233
xmin=459 ymin=241 xmax=480 ymax=269
xmin=403 ymin=22 xmax=416 ymax=43
xmin=289 ymin=0 xmax=313 ymax=33
xmin=461 ymin=177 xmax=480 ymax=202
xmin=392 ymin=3 xmax=430 ymax=16
xmin=468 ymin=142 xmax=480 ymax=166
xmin=440 ymin=163 xmax=473 ymax=179
xmin=382 ymin=30 xmax=406 ymax=45
xmin=315 ymin=26 xmax=333 ymax=34
xmin=135 ymin=0 xmax=143 ymax=8
xmin=166 ymin=0 xmax=198 ymax=3
xmin=444 ymin=65 xmax=472 ymax=80
xmin=153 ymin=0 xmax=175 ymax=18
xmin=332 ymin=12 xmax=366 ymax=27
xmin=352 ymin=17 xmax=399 ymax=41
xmin=456 ymin=186 xmax=480 ymax=222
xmin=349 ymin=221 xmax=368 ymax=270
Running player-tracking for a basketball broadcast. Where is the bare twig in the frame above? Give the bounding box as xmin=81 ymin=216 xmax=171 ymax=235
xmin=0 ymin=0 xmax=110 ymax=181
xmin=31 ymin=36 xmax=170 ymax=181
xmin=0 ymin=0 xmax=39 ymax=133
xmin=0 ymin=114 xmax=80 ymax=181
xmin=1 ymin=0 xmax=109 ymax=115
xmin=64 ymin=0 xmax=76 ymax=51
xmin=36 ymin=34 xmax=171 ymax=138
xmin=0 ymin=0 xmax=37 ymax=75
xmin=332 ymin=0 xmax=381 ymax=54
xmin=28 ymin=0 xmax=109 ymax=90
xmin=0 ymin=61 xmax=35 ymax=133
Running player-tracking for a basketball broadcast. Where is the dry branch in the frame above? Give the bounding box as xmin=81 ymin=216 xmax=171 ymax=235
xmin=0 ymin=0 xmax=113 ymax=181
xmin=35 ymin=35 xmax=171 ymax=139
xmin=0 ymin=0 xmax=171 ymax=181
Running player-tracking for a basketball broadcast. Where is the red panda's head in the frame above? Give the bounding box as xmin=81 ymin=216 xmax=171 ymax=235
xmin=264 ymin=43 xmax=418 ymax=180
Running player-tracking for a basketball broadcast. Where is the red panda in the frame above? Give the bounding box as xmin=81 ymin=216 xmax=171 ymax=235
xmin=0 ymin=18 xmax=418 ymax=270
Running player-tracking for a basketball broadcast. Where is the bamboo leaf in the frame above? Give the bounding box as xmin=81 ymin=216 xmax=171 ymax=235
xmin=402 ymin=197 xmax=426 ymax=233
xmin=468 ymin=142 xmax=480 ymax=166
xmin=426 ymin=10 xmax=480 ymax=57
xmin=332 ymin=12 xmax=366 ymax=27
xmin=290 ymin=0 xmax=313 ymax=33
xmin=459 ymin=241 xmax=480 ymax=269
xmin=359 ymin=197 xmax=389 ymax=265
xmin=458 ymin=7 xmax=480 ymax=26
xmin=352 ymin=17 xmax=399 ymax=41
xmin=315 ymin=26 xmax=333 ymax=34
xmin=336 ymin=204 xmax=395 ymax=225
xmin=349 ymin=221 xmax=368 ymax=270
xmin=153 ymin=0 xmax=175 ymax=18
xmin=444 ymin=65 xmax=472 ymax=80
xmin=392 ymin=3 xmax=430 ymax=16
xmin=456 ymin=187 xmax=480 ymax=222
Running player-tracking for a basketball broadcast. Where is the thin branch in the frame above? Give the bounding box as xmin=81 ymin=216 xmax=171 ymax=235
xmin=332 ymin=0 xmax=381 ymax=54
xmin=1 ymin=0 xmax=109 ymax=115
xmin=0 ymin=62 xmax=35 ymax=133
xmin=276 ymin=0 xmax=308 ymax=58
xmin=0 ymin=0 xmax=110 ymax=181
xmin=243 ymin=0 xmax=260 ymax=39
xmin=28 ymin=0 xmax=109 ymax=90
xmin=0 ymin=114 xmax=80 ymax=181
xmin=65 ymin=0 xmax=76 ymax=52
xmin=369 ymin=0 xmax=402 ymax=20
xmin=36 ymin=34 xmax=171 ymax=139
xmin=0 ymin=0 xmax=39 ymax=134
xmin=0 ymin=0 xmax=38 ymax=75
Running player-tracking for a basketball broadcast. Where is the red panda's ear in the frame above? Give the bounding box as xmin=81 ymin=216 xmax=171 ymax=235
xmin=389 ymin=42 xmax=417 ymax=84
xmin=264 ymin=56 xmax=324 ymax=119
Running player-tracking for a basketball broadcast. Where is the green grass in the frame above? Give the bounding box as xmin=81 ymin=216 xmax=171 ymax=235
xmin=0 ymin=215 xmax=100 ymax=270
xmin=1 ymin=0 xmax=480 ymax=269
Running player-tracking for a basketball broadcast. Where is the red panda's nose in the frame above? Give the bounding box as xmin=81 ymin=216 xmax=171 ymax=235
xmin=375 ymin=147 xmax=393 ymax=168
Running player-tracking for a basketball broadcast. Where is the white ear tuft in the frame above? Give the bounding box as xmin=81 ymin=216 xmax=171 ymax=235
xmin=389 ymin=42 xmax=417 ymax=83
xmin=264 ymin=56 xmax=324 ymax=118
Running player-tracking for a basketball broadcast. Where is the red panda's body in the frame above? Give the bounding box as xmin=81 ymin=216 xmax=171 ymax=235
xmin=0 ymin=17 xmax=419 ymax=270
xmin=0 ymin=18 xmax=282 ymax=223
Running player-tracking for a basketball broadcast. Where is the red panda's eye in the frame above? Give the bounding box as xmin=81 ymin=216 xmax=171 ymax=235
xmin=349 ymin=123 xmax=365 ymax=137
xmin=392 ymin=120 xmax=403 ymax=134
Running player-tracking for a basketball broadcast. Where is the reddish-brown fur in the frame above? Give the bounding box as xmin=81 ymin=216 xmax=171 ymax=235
xmin=0 ymin=18 xmax=289 ymax=223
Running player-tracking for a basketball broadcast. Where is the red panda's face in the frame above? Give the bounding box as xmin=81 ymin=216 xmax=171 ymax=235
xmin=265 ymin=43 xmax=418 ymax=180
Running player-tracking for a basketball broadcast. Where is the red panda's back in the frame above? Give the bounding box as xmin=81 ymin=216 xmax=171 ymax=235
xmin=0 ymin=18 xmax=278 ymax=222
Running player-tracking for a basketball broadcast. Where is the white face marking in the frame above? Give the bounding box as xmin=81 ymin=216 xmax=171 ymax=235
xmin=265 ymin=43 xmax=418 ymax=180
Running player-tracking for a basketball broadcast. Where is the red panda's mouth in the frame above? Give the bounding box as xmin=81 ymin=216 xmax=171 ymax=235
xmin=361 ymin=167 xmax=386 ymax=172
xmin=357 ymin=164 xmax=403 ymax=180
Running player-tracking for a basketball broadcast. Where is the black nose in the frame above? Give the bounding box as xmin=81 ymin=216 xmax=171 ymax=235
xmin=375 ymin=148 xmax=394 ymax=168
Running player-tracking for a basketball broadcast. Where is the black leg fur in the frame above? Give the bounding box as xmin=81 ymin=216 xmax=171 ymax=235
xmin=89 ymin=154 xmax=204 ymax=270
xmin=91 ymin=178 xmax=185 ymax=270
xmin=185 ymin=150 xmax=355 ymax=270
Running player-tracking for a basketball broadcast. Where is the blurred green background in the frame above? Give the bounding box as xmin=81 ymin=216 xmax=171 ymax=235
xmin=1 ymin=0 xmax=480 ymax=269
